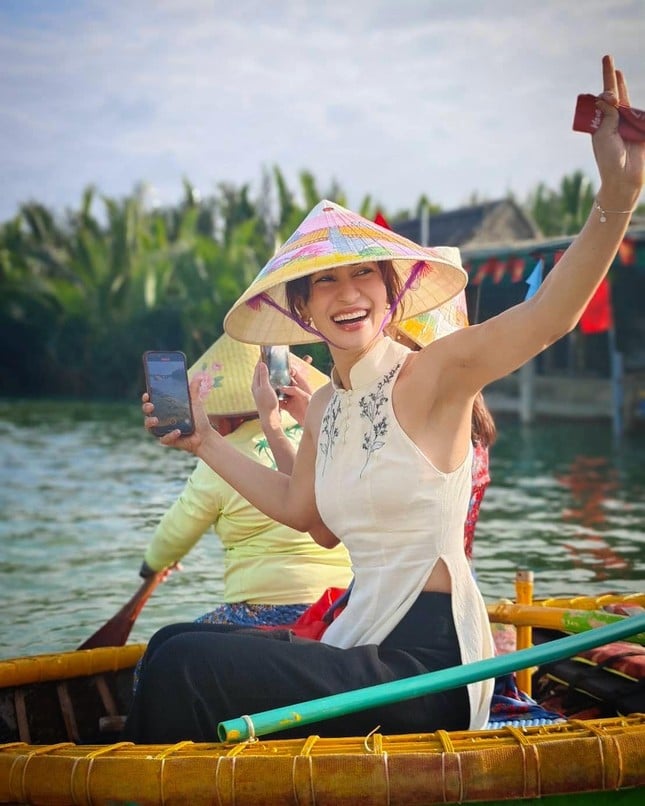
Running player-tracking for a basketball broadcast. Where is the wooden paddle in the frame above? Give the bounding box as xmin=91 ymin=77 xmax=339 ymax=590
xmin=77 ymin=572 xmax=165 ymax=650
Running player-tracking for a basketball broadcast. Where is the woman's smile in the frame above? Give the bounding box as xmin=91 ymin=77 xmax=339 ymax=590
xmin=331 ymin=307 xmax=370 ymax=328
xmin=307 ymin=263 xmax=387 ymax=339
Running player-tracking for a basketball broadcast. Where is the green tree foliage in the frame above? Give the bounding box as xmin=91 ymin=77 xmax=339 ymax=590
xmin=0 ymin=180 xmax=268 ymax=398
xmin=527 ymin=170 xmax=596 ymax=236
xmin=3 ymin=168 xmax=636 ymax=400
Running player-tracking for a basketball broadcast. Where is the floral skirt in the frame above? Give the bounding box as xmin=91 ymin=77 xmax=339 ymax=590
xmin=194 ymin=602 xmax=309 ymax=627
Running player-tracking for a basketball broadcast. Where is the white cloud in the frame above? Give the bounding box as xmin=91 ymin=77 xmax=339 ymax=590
xmin=0 ymin=0 xmax=643 ymax=221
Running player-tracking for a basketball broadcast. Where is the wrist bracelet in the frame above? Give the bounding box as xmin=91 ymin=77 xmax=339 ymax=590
xmin=594 ymin=196 xmax=636 ymax=223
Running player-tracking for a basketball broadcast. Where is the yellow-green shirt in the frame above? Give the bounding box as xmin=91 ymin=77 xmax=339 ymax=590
xmin=144 ymin=417 xmax=352 ymax=604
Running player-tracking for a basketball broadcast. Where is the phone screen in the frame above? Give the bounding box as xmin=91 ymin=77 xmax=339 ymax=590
xmin=143 ymin=351 xmax=194 ymax=436
xmin=261 ymin=345 xmax=291 ymax=400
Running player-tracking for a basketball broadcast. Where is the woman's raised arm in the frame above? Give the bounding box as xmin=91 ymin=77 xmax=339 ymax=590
xmin=429 ymin=55 xmax=644 ymax=398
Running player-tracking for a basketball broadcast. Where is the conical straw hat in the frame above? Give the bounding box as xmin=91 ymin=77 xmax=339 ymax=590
xmin=224 ymin=200 xmax=467 ymax=345
xmin=188 ymin=333 xmax=328 ymax=416
xmin=396 ymin=289 xmax=469 ymax=347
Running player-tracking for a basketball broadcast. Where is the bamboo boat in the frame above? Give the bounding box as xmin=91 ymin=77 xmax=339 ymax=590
xmin=1 ymin=595 xmax=644 ymax=805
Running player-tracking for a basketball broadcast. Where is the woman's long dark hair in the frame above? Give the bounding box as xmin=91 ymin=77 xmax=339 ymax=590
xmin=472 ymin=392 xmax=496 ymax=447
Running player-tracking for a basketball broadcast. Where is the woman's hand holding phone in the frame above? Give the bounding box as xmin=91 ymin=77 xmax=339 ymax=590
xmin=252 ymin=360 xmax=281 ymax=426
xmin=142 ymin=376 xmax=215 ymax=454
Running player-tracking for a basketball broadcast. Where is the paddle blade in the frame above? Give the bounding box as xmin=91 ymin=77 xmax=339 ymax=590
xmin=77 ymin=573 xmax=163 ymax=650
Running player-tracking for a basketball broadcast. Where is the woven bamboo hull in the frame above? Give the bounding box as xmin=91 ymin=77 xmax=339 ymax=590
xmin=1 ymin=638 xmax=644 ymax=804
xmin=2 ymin=717 xmax=644 ymax=805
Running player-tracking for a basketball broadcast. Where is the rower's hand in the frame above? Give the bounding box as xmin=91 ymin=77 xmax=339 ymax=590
xmin=278 ymin=384 xmax=311 ymax=426
xmin=278 ymin=355 xmax=316 ymax=426
xmin=159 ymin=562 xmax=182 ymax=583
xmin=139 ymin=561 xmax=182 ymax=581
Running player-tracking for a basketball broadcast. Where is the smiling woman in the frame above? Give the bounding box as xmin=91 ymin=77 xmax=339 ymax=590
xmin=125 ymin=55 xmax=645 ymax=746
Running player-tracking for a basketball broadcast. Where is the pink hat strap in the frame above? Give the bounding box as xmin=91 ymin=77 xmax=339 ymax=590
xmin=376 ymin=260 xmax=425 ymax=337
xmin=247 ymin=293 xmax=330 ymax=342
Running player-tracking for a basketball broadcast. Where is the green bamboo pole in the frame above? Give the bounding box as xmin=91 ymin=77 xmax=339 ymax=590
xmin=487 ymin=602 xmax=645 ymax=644
xmin=218 ymin=611 xmax=645 ymax=742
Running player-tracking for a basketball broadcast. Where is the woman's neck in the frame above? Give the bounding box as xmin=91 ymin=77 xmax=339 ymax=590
xmin=329 ymin=334 xmax=386 ymax=390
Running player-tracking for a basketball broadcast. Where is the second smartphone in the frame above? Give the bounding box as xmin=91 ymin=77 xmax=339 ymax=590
xmin=260 ymin=345 xmax=291 ymax=401
xmin=142 ymin=350 xmax=195 ymax=437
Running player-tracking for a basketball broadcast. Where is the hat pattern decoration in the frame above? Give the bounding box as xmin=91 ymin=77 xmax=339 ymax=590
xmin=396 ymin=289 xmax=470 ymax=347
xmin=188 ymin=333 xmax=328 ymax=417
xmin=224 ymin=200 xmax=468 ymax=346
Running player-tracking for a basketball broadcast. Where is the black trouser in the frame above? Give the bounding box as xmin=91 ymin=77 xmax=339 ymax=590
xmin=122 ymin=592 xmax=470 ymax=743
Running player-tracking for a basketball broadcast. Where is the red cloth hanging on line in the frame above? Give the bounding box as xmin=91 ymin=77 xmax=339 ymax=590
xmin=579 ymin=278 xmax=613 ymax=335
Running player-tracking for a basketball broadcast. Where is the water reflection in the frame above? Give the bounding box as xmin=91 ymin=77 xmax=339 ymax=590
xmin=1 ymin=400 xmax=644 ymax=659
xmin=559 ymin=457 xmax=631 ymax=581
xmin=468 ymin=418 xmax=645 ymax=601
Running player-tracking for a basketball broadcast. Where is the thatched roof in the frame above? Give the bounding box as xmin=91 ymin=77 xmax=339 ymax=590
xmin=392 ymin=199 xmax=541 ymax=248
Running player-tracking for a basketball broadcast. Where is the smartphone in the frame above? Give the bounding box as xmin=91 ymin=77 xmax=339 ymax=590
xmin=260 ymin=345 xmax=291 ymax=401
xmin=142 ymin=350 xmax=195 ymax=437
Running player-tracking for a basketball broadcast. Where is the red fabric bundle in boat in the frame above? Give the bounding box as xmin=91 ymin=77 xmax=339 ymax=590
xmin=259 ymin=586 xmax=350 ymax=640
xmin=288 ymin=586 xmax=349 ymax=639
xmin=578 ymin=640 xmax=645 ymax=680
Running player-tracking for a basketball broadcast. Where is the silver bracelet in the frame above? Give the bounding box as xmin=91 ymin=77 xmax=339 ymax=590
xmin=593 ymin=196 xmax=636 ymax=223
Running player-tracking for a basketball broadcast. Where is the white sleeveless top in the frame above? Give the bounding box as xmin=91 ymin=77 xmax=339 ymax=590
xmin=316 ymin=337 xmax=494 ymax=730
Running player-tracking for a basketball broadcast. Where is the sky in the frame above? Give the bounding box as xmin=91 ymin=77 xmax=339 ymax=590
xmin=1 ymin=0 xmax=644 ymax=224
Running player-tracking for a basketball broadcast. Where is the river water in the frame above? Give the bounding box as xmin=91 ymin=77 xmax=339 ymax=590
xmin=1 ymin=397 xmax=644 ymax=659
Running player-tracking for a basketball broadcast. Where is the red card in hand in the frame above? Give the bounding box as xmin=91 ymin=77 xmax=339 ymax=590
xmin=573 ymin=93 xmax=645 ymax=142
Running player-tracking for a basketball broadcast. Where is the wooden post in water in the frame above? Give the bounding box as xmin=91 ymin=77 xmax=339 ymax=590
xmin=518 ymin=361 xmax=535 ymax=424
xmin=609 ymin=325 xmax=624 ymax=438
xmin=515 ymin=569 xmax=534 ymax=696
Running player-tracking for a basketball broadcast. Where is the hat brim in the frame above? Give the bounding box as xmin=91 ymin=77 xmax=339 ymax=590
xmin=223 ymin=200 xmax=468 ymax=345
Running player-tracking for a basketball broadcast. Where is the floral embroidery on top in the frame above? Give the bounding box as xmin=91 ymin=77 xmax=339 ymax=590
xmin=319 ymin=393 xmax=341 ymax=475
xmin=359 ymin=362 xmax=400 ymax=477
